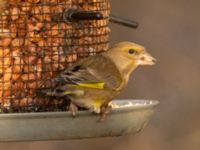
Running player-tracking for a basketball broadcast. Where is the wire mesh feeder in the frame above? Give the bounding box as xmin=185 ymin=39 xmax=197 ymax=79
xmin=0 ymin=0 xmax=111 ymax=113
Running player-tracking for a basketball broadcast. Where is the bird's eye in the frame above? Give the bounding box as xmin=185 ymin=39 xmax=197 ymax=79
xmin=128 ymin=49 xmax=136 ymax=54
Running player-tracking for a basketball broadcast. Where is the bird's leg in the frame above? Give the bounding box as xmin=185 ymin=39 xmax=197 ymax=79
xmin=69 ymin=102 xmax=78 ymax=117
xmin=99 ymin=103 xmax=112 ymax=122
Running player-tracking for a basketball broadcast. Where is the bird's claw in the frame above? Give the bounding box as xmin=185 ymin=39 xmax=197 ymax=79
xmin=69 ymin=103 xmax=78 ymax=117
xmin=99 ymin=104 xmax=112 ymax=122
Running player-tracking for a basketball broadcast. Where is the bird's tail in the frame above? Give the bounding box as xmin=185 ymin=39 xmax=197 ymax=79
xmin=36 ymin=87 xmax=72 ymax=98
xmin=36 ymin=88 xmax=56 ymax=97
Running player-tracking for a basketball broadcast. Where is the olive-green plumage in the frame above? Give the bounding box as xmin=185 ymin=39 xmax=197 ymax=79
xmin=43 ymin=41 xmax=155 ymax=113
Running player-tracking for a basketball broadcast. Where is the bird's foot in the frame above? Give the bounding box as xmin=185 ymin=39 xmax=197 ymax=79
xmin=69 ymin=102 xmax=78 ymax=117
xmin=99 ymin=103 xmax=112 ymax=122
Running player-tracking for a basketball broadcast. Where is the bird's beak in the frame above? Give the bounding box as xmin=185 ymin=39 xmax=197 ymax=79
xmin=137 ymin=52 xmax=156 ymax=65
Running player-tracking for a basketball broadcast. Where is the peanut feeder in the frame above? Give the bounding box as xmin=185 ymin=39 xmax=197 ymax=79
xmin=0 ymin=0 xmax=110 ymax=112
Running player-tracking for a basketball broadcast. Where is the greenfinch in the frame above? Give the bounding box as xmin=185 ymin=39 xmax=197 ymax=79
xmin=42 ymin=41 xmax=155 ymax=119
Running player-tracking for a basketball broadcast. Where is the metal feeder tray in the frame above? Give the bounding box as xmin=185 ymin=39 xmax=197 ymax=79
xmin=0 ymin=99 xmax=159 ymax=142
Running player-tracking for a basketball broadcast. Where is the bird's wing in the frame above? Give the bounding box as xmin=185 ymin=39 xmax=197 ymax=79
xmin=42 ymin=55 xmax=123 ymax=97
xmin=54 ymin=55 xmax=123 ymax=90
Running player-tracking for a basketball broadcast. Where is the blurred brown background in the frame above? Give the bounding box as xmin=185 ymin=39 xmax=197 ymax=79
xmin=1 ymin=0 xmax=200 ymax=149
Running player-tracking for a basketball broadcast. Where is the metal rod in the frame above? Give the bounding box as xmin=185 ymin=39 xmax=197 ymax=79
xmin=70 ymin=11 xmax=103 ymax=20
xmin=63 ymin=9 xmax=103 ymax=22
xmin=63 ymin=10 xmax=139 ymax=29
xmin=109 ymin=14 xmax=139 ymax=29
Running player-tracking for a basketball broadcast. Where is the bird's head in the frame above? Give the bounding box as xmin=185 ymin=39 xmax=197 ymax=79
xmin=105 ymin=41 xmax=156 ymax=76
xmin=113 ymin=41 xmax=156 ymax=66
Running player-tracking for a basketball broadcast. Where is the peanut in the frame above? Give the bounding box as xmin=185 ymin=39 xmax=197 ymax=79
xmin=11 ymin=8 xmax=20 ymax=21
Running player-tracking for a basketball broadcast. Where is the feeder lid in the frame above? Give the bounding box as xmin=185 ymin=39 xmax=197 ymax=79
xmin=0 ymin=99 xmax=159 ymax=142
